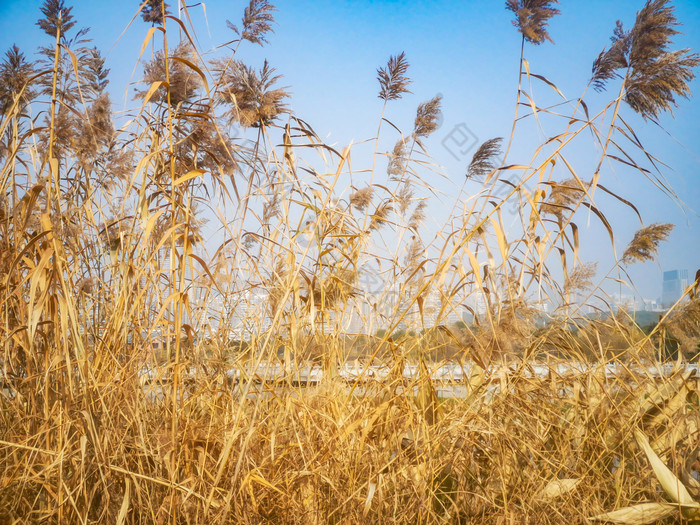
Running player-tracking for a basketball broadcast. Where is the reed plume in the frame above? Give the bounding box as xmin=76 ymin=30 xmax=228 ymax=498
xmin=387 ymin=137 xmax=408 ymax=178
xmin=228 ymin=0 xmax=276 ymax=46
xmin=592 ymin=0 xmax=700 ymax=119
xmin=467 ymin=137 xmax=503 ymax=180
xmin=377 ymin=52 xmax=411 ymax=101
xmin=36 ymin=0 xmax=91 ymax=106
xmin=83 ymin=47 xmax=110 ymax=99
xmin=140 ymin=0 xmax=170 ymax=25
xmin=369 ymin=201 xmax=393 ymax=231
xmin=216 ymin=59 xmax=289 ymax=127
xmin=73 ymin=93 xmax=115 ymax=171
xmin=505 ymin=0 xmax=560 ymax=44
xmin=564 ymin=262 xmax=597 ymax=295
xmin=349 ymin=186 xmax=374 ymax=211
xmin=36 ymin=0 xmax=76 ymax=37
xmin=591 ymin=21 xmax=630 ymax=92
xmin=413 ymin=95 xmax=442 ymax=144
xmin=135 ymin=41 xmax=201 ymax=107
xmin=621 ymin=222 xmax=674 ymax=264
xmin=541 ymin=178 xmax=585 ymax=220
xmin=0 ymin=45 xmax=35 ymax=115
xmin=396 ymin=182 xmax=413 ymax=215
xmin=179 ymin=119 xmax=238 ymax=177
xmin=408 ymin=200 xmax=427 ymax=231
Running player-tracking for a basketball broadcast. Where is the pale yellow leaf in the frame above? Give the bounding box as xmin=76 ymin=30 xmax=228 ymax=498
xmin=173 ymin=169 xmax=205 ymax=187
xmin=537 ymin=478 xmax=581 ymax=501
xmin=589 ymin=502 xmax=679 ymax=524
xmin=116 ymin=478 xmax=131 ymax=525
xmin=141 ymin=81 xmax=165 ymax=105
xmin=171 ymin=56 xmax=210 ymax=95
xmin=364 ymin=480 xmax=378 ymax=516
xmin=634 ymin=428 xmax=695 ymax=505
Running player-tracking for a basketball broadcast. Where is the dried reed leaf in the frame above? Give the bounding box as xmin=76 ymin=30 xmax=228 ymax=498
xmin=646 ymin=387 xmax=686 ymax=431
xmin=537 ymin=478 xmax=581 ymax=501
xmin=464 ymin=364 xmax=487 ymax=403
xmin=416 ymin=358 xmax=439 ymax=426
xmin=636 ymin=371 xmax=693 ymax=417
xmin=652 ymin=417 xmax=698 ymax=459
xmin=634 ymin=428 xmax=695 ymax=505
xmin=589 ymin=502 xmax=681 ymax=524
xmin=116 ymin=478 xmax=131 ymax=525
xmin=363 ymin=480 xmax=378 ymax=516
xmin=173 ymin=169 xmax=205 ymax=187
xmin=580 ymin=202 xmax=615 ymax=247
xmin=139 ymin=80 xmax=164 ymax=105
xmin=528 ymin=70 xmax=566 ymax=99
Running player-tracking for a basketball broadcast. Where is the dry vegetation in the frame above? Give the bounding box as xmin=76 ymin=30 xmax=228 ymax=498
xmin=1 ymin=0 xmax=700 ymax=522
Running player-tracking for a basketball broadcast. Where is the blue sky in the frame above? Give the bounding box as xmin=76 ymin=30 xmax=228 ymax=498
xmin=1 ymin=0 xmax=698 ymax=303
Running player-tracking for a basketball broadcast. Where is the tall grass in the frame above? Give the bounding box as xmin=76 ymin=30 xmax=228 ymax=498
xmin=1 ymin=0 xmax=699 ymax=522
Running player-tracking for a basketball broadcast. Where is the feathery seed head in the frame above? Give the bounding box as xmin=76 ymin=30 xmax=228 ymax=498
xmin=413 ymin=95 xmax=442 ymax=144
xmin=349 ymin=186 xmax=374 ymax=212
xmin=408 ymin=201 xmax=427 ymax=231
xmin=387 ymin=138 xmax=408 ymax=178
xmin=622 ymin=222 xmax=674 ymax=264
xmin=216 ymin=59 xmax=289 ymax=127
xmin=377 ymin=52 xmax=411 ymax=102
xmin=0 ymin=45 xmax=35 ymax=115
xmin=565 ymin=262 xmax=597 ymax=294
xmin=140 ymin=0 xmax=170 ymax=26
xmin=135 ymin=41 xmax=201 ymax=107
xmin=541 ymin=178 xmax=585 ymax=220
xmin=369 ymin=201 xmax=393 ymax=231
xmin=37 ymin=0 xmax=76 ymax=37
xmin=591 ymin=0 xmax=700 ymax=119
xmin=467 ymin=138 xmax=503 ymax=180
xmin=505 ymin=0 xmax=560 ymax=45
xmin=227 ymin=0 xmax=276 ymax=46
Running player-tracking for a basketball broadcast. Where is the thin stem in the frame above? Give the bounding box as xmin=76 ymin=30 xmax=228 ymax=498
xmin=46 ymin=18 xmax=62 ymax=214
xmin=500 ymin=37 xmax=526 ymax=168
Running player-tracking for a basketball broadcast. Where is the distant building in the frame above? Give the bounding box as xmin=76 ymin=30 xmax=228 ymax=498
xmin=532 ymin=301 xmax=551 ymax=314
xmin=612 ymin=294 xmax=661 ymax=312
xmin=646 ymin=297 xmax=658 ymax=311
xmin=662 ymin=269 xmax=689 ymax=307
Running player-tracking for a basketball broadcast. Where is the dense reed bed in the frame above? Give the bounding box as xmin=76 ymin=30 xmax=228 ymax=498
xmin=1 ymin=0 xmax=699 ymax=522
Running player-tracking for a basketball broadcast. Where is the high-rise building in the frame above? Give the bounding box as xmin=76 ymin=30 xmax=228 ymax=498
xmin=661 ymin=269 xmax=689 ymax=307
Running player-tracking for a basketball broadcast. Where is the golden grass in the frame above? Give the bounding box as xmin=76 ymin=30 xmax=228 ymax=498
xmin=0 ymin=0 xmax=699 ymax=523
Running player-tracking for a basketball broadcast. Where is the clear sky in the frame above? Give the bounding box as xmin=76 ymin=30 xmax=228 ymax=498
xmin=1 ymin=0 xmax=698 ymax=303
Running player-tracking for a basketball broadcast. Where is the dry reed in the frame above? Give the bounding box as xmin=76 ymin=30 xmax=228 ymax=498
xmin=0 ymin=0 xmax=698 ymax=523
